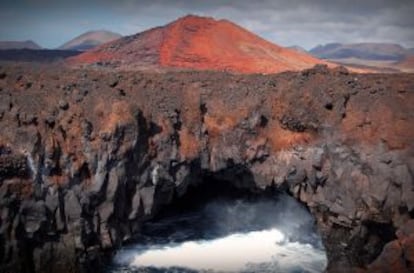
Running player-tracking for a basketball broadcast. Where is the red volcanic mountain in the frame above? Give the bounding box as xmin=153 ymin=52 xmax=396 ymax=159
xmin=71 ymin=15 xmax=327 ymax=73
xmin=394 ymin=55 xmax=414 ymax=72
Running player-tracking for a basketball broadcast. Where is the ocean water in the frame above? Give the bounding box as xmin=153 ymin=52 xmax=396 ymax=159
xmin=107 ymin=195 xmax=327 ymax=273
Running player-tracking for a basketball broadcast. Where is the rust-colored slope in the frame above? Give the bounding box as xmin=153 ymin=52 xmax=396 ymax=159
xmin=158 ymin=15 xmax=327 ymax=73
xmin=70 ymin=26 xmax=165 ymax=66
xmin=395 ymin=55 xmax=414 ymax=72
xmin=71 ymin=15 xmax=328 ymax=73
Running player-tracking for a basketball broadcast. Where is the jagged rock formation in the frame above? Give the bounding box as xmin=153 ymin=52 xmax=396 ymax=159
xmin=0 ymin=64 xmax=413 ymax=273
xmin=70 ymin=15 xmax=327 ymax=73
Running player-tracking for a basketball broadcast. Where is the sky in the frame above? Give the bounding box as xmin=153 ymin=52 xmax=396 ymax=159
xmin=0 ymin=0 xmax=413 ymax=50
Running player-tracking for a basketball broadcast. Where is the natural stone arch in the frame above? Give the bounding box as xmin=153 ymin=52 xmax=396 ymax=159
xmin=0 ymin=66 xmax=413 ymax=273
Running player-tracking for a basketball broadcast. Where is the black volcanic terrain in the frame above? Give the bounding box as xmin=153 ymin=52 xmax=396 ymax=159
xmin=0 ymin=63 xmax=413 ymax=273
xmin=0 ymin=49 xmax=81 ymax=63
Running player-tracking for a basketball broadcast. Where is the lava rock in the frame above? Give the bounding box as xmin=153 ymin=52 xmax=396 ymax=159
xmin=58 ymin=99 xmax=69 ymax=110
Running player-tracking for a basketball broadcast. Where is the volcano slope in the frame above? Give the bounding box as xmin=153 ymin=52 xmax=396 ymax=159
xmin=0 ymin=64 xmax=413 ymax=273
xmin=70 ymin=15 xmax=326 ymax=73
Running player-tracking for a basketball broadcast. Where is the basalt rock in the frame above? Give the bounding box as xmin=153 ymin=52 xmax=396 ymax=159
xmin=0 ymin=64 xmax=413 ymax=273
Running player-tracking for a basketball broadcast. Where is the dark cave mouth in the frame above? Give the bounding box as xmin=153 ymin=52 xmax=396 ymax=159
xmin=110 ymin=175 xmax=328 ymax=273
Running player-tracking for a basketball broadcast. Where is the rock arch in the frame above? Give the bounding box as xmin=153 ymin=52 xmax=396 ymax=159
xmin=0 ymin=66 xmax=413 ymax=272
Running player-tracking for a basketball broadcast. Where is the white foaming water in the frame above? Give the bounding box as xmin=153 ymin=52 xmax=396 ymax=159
xmin=114 ymin=228 xmax=327 ymax=273
xmin=25 ymin=153 xmax=37 ymax=179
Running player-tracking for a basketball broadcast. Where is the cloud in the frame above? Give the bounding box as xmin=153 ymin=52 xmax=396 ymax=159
xmin=106 ymin=0 xmax=414 ymax=48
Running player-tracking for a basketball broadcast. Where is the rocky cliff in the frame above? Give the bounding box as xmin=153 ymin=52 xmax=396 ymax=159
xmin=0 ymin=64 xmax=413 ymax=273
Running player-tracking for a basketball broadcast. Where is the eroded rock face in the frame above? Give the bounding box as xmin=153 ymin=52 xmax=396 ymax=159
xmin=0 ymin=64 xmax=413 ymax=273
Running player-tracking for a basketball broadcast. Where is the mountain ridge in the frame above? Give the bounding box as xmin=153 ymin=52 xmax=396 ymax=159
xmin=59 ymin=30 xmax=122 ymax=51
xmin=0 ymin=40 xmax=42 ymax=50
xmin=310 ymin=42 xmax=411 ymax=61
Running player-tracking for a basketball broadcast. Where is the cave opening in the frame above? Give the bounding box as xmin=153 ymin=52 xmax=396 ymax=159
xmin=110 ymin=171 xmax=327 ymax=273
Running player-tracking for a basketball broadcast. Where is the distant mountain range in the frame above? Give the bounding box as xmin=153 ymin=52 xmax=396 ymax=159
xmin=1 ymin=22 xmax=413 ymax=73
xmin=287 ymin=45 xmax=307 ymax=53
xmin=0 ymin=31 xmax=122 ymax=52
xmin=0 ymin=40 xmax=42 ymax=50
xmin=309 ymin=43 xmax=414 ymax=72
xmin=309 ymin=43 xmax=412 ymax=61
xmin=58 ymin=30 xmax=122 ymax=51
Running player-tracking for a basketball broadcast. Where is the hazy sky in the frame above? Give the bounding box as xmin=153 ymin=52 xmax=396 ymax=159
xmin=0 ymin=0 xmax=413 ymax=49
